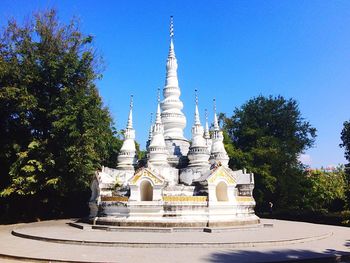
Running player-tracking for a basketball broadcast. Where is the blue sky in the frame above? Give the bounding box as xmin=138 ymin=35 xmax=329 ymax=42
xmin=1 ymin=0 xmax=349 ymax=167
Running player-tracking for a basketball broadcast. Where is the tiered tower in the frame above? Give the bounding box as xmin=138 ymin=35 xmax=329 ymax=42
xmin=187 ymin=91 xmax=210 ymax=170
xmin=209 ymin=99 xmax=229 ymax=167
xmin=117 ymin=95 xmax=137 ymax=170
xmin=160 ymin=16 xmax=190 ymax=166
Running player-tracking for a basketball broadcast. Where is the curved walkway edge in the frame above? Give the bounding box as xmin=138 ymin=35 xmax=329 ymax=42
xmin=11 ymin=228 xmax=333 ymax=248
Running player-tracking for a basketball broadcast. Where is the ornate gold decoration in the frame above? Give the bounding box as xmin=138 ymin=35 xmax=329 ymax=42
xmin=236 ymin=196 xmax=254 ymax=202
xmin=163 ymin=196 xmax=207 ymax=202
xmin=208 ymin=167 xmax=236 ymax=185
xmin=101 ymin=196 xmax=129 ymax=202
xmin=129 ymin=168 xmax=163 ymax=185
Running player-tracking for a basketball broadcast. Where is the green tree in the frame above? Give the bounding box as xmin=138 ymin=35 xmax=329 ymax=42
xmin=340 ymin=120 xmax=350 ymax=208
xmin=306 ymin=166 xmax=347 ymax=212
xmin=222 ymin=95 xmax=317 ymax=210
xmin=0 ymin=10 xmax=120 ymax=221
xmin=340 ymin=121 xmax=350 ymax=163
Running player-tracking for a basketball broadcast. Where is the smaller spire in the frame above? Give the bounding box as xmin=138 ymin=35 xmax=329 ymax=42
xmin=156 ymin=88 xmax=162 ymax=124
xmin=188 ymin=90 xmax=210 ymax=170
xmin=157 ymin=87 xmax=161 ymax=103
xmin=204 ymin=108 xmax=210 ymax=139
xmin=209 ymin=98 xmax=229 ymax=167
xmin=213 ymin=98 xmax=219 ymax=130
xmin=148 ymin=113 xmax=153 ymax=140
xmin=194 ymin=89 xmax=200 ymax=125
xmin=127 ymin=95 xmax=133 ymax=129
xmin=117 ymin=95 xmax=137 ymax=170
xmin=148 ymin=89 xmax=168 ymax=167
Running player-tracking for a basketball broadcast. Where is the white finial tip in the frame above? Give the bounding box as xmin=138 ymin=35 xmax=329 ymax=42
xmin=195 ymin=89 xmax=198 ymax=105
xmin=170 ymin=16 xmax=174 ymax=38
xmin=130 ymin=95 xmax=134 ymax=109
xmin=157 ymin=88 xmax=161 ymax=103
xmin=213 ymin=98 xmax=216 ymax=113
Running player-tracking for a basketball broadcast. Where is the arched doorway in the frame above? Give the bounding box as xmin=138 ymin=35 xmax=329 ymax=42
xmin=216 ymin=181 xmax=229 ymax=201
xmin=140 ymin=180 xmax=153 ymax=201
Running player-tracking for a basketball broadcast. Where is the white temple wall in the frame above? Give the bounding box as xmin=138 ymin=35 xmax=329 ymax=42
xmin=208 ymin=179 xmax=235 ymax=204
xmin=129 ymin=178 xmax=163 ymax=202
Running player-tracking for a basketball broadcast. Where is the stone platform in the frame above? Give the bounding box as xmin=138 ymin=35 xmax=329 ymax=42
xmin=0 ymin=219 xmax=350 ymax=262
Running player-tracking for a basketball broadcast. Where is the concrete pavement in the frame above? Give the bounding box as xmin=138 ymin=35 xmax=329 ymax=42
xmin=0 ymin=219 xmax=349 ymax=262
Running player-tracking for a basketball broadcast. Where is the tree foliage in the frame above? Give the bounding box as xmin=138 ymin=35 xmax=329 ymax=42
xmin=340 ymin=121 xmax=350 ymax=163
xmin=221 ymin=95 xmax=317 ymax=210
xmin=340 ymin=120 xmax=350 ymax=208
xmin=0 ymin=10 xmax=121 ymax=221
xmin=306 ymin=167 xmax=347 ymax=212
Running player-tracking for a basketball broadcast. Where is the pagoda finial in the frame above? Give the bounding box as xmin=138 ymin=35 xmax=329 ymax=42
xmin=213 ymin=98 xmax=216 ymax=115
xmin=194 ymin=89 xmax=200 ymax=125
xmin=130 ymin=94 xmax=134 ymax=109
xmin=170 ymin=16 xmax=174 ymax=39
xmin=168 ymin=16 xmax=176 ymax=58
xmin=156 ymin=89 xmax=162 ymax=124
xmin=148 ymin=112 xmax=153 ymax=141
xmin=204 ymin=108 xmax=210 ymax=138
xmin=127 ymin=94 xmax=134 ymax=129
xmin=157 ymin=87 xmax=161 ymax=103
xmin=213 ymin=98 xmax=219 ymax=130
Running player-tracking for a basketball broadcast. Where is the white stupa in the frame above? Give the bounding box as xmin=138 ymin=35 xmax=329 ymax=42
xmin=89 ymin=17 xmax=258 ymax=227
xmin=161 ymin=16 xmax=190 ymax=167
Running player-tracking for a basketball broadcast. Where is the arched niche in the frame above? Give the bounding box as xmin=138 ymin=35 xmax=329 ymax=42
xmin=216 ymin=181 xmax=229 ymax=201
xmin=140 ymin=180 xmax=153 ymax=201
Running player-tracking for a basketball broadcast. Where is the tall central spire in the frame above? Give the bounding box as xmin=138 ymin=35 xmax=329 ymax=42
xmin=161 ymin=16 xmax=187 ymax=140
xmin=160 ymin=16 xmax=189 ymax=165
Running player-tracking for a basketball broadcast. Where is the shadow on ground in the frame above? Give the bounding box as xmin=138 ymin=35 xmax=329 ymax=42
xmin=206 ymin=248 xmax=350 ymax=263
xmin=345 ymin=241 xmax=350 ymax=248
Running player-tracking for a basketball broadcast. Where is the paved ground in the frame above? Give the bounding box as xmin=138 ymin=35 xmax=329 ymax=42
xmin=0 ymin=219 xmax=349 ymax=262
